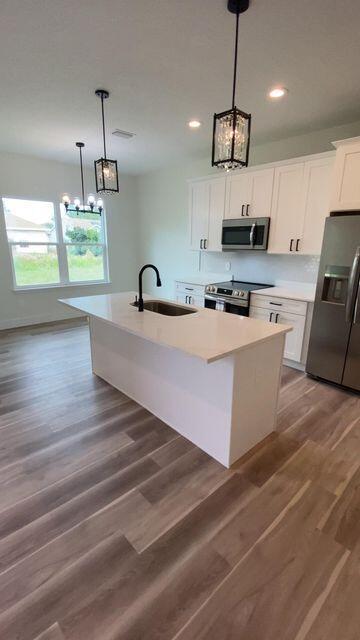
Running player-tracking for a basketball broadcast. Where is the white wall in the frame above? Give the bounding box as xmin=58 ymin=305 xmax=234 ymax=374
xmin=136 ymin=119 xmax=360 ymax=299
xmin=0 ymin=151 xmax=138 ymax=328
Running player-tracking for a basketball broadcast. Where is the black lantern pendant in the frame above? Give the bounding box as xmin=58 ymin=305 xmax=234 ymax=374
xmin=62 ymin=142 xmax=103 ymax=215
xmin=94 ymin=89 xmax=119 ymax=194
xmin=212 ymin=0 xmax=251 ymax=171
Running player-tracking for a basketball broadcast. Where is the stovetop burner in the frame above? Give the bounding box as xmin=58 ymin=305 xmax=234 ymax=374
xmin=205 ymin=279 xmax=273 ymax=303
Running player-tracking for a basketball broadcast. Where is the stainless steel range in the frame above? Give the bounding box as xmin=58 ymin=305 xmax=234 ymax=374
xmin=205 ymin=280 xmax=273 ymax=315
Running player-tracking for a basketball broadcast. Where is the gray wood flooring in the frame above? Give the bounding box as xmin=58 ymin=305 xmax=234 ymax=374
xmin=0 ymin=319 xmax=359 ymax=640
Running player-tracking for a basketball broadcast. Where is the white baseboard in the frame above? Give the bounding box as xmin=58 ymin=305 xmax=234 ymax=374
xmin=0 ymin=311 xmax=86 ymax=330
xmin=283 ymin=357 xmax=305 ymax=371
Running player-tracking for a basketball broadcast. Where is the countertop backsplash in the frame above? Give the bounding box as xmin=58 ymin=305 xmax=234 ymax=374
xmin=199 ymin=251 xmax=320 ymax=286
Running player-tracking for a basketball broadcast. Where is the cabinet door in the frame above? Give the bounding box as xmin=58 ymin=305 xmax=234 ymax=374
xmin=268 ymin=163 xmax=305 ymax=254
xmin=331 ymin=141 xmax=360 ymax=211
xmin=250 ymin=306 xmax=306 ymax=362
xmin=299 ymin=157 xmax=333 ymax=255
xmin=189 ymin=181 xmax=209 ymax=250
xmin=249 ymin=307 xmax=273 ymax=322
xmin=276 ymin=311 xmax=306 ymax=362
xmin=246 ymin=168 xmax=274 ymax=218
xmin=207 ymin=177 xmax=226 ymax=251
xmin=225 ymin=173 xmax=250 ymax=219
xmin=225 ymin=168 xmax=274 ymax=219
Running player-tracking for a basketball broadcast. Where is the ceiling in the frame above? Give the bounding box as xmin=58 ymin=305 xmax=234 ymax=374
xmin=1 ymin=0 xmax=360 ymax=174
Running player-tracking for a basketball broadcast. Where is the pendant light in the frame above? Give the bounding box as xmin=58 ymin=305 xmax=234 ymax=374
xmin=212 ymin=0 xmax=251 ymax=171
xmin=94 ymin=89 xmax=119 ymax=194
xmin=62 ymin=142 xmax=103 ymax=215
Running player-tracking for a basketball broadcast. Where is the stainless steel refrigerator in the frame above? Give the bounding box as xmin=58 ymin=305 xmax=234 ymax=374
xmin=306 ymin=212 xmax=360 ymax=392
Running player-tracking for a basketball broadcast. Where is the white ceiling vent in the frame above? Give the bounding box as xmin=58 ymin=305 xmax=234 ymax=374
xmin=112 ymin=129 xmax=135 ymax=139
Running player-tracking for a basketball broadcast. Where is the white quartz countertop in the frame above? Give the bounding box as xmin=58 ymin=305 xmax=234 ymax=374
xmin=175 ymin=273 xmax=228 ymax=286
xmin=253 ymin=285 xmax=316 ymax=302
xmin=59 ymin=292 xmax=291 ymax=364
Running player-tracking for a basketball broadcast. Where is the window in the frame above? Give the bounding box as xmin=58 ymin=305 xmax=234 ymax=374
xmin=2 ymin=198 xmax=109 ymax=289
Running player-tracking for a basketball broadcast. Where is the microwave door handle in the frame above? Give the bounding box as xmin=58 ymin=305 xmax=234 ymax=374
xmin=249 ymin=223 xmax=256 ymax=248
xmin=345 ymin=247 xmax=360 ymax=323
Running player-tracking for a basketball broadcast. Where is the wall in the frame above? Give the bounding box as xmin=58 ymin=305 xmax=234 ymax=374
xmin=136 ymin=119 xmax=360 ymax=299
xmin=0 ymin=151 xmax=138 ymax=328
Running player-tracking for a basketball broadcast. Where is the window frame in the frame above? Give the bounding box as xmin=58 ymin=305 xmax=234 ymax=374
xmin=1 ymin=196 xmax=110 ymax=291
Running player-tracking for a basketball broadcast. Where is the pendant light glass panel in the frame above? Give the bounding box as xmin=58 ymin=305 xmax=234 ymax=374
xmin=95 ymin=158 xmax=119 ymax=193
xmin=212 ymin=107 xmax=251 ymax=170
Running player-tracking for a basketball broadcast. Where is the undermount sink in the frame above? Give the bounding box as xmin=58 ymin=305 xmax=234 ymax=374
xmin=131 ymin=300 xmax=197 ymax=316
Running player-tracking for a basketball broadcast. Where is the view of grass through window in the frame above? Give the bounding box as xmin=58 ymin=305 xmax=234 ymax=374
xmin=2 ymin=198 xmax=107 ymax=287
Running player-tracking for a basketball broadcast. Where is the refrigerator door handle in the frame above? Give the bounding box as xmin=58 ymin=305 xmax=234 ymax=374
xmin=345 ymin=246 xmax=360 ymax=323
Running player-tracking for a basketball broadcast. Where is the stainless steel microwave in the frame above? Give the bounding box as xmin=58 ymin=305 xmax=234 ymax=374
xmin=222 ymin=217 xmax=270 ymax=251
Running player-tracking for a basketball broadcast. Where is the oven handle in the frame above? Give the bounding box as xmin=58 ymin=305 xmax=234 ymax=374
xmin=204 ymin=294 xmax=248 ymax=308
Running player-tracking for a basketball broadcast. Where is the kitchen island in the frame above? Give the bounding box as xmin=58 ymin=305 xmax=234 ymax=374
xmin=59 ymin=292 xmax=291 ymax=467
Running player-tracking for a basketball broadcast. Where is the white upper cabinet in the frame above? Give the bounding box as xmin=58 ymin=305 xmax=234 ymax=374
xmin=268 ymin=163 xmax=305 ymax=254
xmin=331 ymin=137 xmax=360 ymax=211
xmin=189 ymin=180 xmax=209 ymax=251
xmin=268 ymin=155 xmax=334 ymax=255
xmin=189 ymin=177 xmax=226 ymax=251
xmin=225 ymin=168 xmax=274 ymax=219
xmin=207 ymin=178 xmax=226 ymax=251
xmin=299 ymin=157 xmax=333 ymax=255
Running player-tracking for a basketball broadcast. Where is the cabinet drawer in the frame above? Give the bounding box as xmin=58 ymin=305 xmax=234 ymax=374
xmin=175 ymin=281 xmax=205 ymax=296
xmin=250 ymin=294 xmax=307 ymax=316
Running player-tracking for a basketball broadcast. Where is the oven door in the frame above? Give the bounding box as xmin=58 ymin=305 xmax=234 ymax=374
xmin=222 ymin=217 xmax=270 ymax=251
xmin=205 ymin=295 xmax=249 ymax=316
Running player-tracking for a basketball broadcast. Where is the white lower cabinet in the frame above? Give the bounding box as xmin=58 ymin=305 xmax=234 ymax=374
xmin=250 ymin=295 xmax=309 ymax=365
xmin=174 ymin=281 xmax=205 ymax=307
xmin=176 ymin=293 xmax=204 ymax=307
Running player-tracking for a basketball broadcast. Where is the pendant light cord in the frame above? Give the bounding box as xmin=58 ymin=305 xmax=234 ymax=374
xmin=79 ymin=145 xmax=85 ymax=206
xmin=101 ymin=94 xmax=107 ymax=159
xmin=231 ymin=11 xmax=240 ymax=109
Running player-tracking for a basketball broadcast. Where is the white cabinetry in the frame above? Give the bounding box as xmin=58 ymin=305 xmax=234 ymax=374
xmin=174 ymin=281 xmax=205 ymax=307
xmin=300 ymin=157 xmax=333 ymax=255
xmin=331 ymin=137 xmax=360 ymax=211
xmin=189 ymin=177 xmax=226 ymax=251
xmin=225 ymin=168 xmax=274 ymax=219
xmin=268 ymin=155 xmax=333 ymax=255
xmin=268 ymin=164 xmax=304 ymax=254
xmin=250 ymin=294 xmax=309 ymax=365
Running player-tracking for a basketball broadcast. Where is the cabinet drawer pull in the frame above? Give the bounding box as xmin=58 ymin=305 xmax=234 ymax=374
xmin=269 ymin=312 xmax=274 ymax=322
xmin=296 ymin=239 xmax=300 ymax=251
xmin=241 ymin=204 xmax=244 ymax=216
xmin=204 ymin=238 xmax=208 ymax=249
xmin=289 ymin=239 xmax=294 ymax=252
xmin=246 ymin=204 xmax=250 ymax=216
xmin=200 ymin=239 xmax=203 ymax=250
xmin=185 ymin=295 xmax=188 ymax=304
xmin=185 ymin=287 xmax=194 ymax=291
xmin=269 ymin=301 xmax=282 ymax=306
xmin=275 ymin=313 xmax=280 ymax=323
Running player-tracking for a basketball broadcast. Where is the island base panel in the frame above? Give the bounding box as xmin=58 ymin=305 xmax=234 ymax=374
xmin=89 ymin=318 xmax=284 ymax=467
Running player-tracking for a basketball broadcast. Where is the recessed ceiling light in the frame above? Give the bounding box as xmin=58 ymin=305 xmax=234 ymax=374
xmin=268 ymin=86 xmax=288 ymax=99
xmin=188 ymin=120 xmax=202 ymax=129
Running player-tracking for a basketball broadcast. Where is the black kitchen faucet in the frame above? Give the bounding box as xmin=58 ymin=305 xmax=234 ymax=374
xmin=137 ymin=264 xmax=162 ymax=311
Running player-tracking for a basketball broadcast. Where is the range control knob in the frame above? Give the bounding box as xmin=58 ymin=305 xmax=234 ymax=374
xmin=239 ymin=291 xmax=245 ymax=297
xmin=233 ymin=290 xmax=239 ymax=296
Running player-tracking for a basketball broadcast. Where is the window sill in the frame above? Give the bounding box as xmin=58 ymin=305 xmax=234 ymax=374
xmin=13 ymin=280 xmax=111 ymax=292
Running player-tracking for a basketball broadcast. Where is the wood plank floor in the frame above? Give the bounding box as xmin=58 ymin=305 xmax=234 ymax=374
xmin=0 ymin=319 xmax=359 ymax=640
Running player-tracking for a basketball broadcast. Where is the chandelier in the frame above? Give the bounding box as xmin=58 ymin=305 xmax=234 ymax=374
xmin=94 ymin=89 xmax=119 ymax=194
xmin=62 ymin=142 xmax=103 ymax=215
xmin=212 ymin=0 xmax=251 ymax=171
